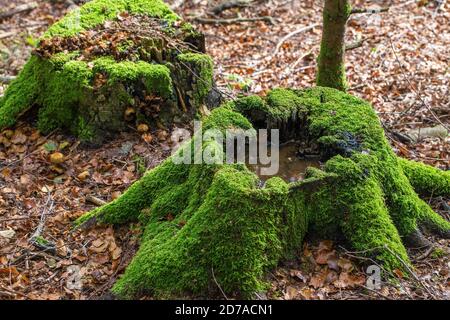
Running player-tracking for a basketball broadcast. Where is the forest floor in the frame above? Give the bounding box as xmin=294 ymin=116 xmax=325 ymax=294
xmin=0 ymin=0 xmax=449 ymax=300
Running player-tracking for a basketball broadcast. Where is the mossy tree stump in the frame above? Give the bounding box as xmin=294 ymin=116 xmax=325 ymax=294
xmin=77 ymin=87 xmax=450 ymax=299
xmin=0 ymin=0 xmax=217 ymax=143
xmin=1 ymin=0 xmax=449 ymax=299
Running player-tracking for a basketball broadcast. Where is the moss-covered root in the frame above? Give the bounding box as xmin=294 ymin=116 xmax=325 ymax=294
xmin=111 ymin=167 xmax=292 ymax=298
xmin=74 ymin=159 xmax=190 ymax=228
xmin=379 ymin=157 xmax=450 ymax=246
xmin=312 ymin=155 xmax=410 ymax=271
xmin=398 ymin=157 xmax=450 ymax=197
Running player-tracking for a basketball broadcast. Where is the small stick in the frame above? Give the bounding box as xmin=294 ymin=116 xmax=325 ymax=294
xmin=211 ymin=267 xmax=228 ymax=300
xmin=0 ymin=2 xmax=38 ymax=21
xmin=209 ymin=0 xmax=252 ymax=15
xmin=175 ymin=86 xmax=188 ymax=113
xmin=0 ymin=75 xmax=16 ymax=83
xmin=29 ymin=193 xmax=53 ymax=242
xmin=0 ymin=216 xmax=33 ymax=223
xmin=383 ymin=244 xmax=436 ymax=298
xmin=351 ymin=7 xmax=389 ymax=14
xmin=345 ymin=38 xmax=367 ymax=51
xmin=273 ymin=23 xmax=320 ymax=55
xmin=0 ymin=284 xmax=31 ymax=299
xmin=415 ymin=245 xmax=436 ymax=261
xmin=0 ymin=32 xmax=15 ymax=40
xmin=357 ymin=284 xmax=393 ymax=300
xmin=194 ymin=15 xmax=275 ymax=25
xmin=86 ymin=195 xmax=107 ymax=206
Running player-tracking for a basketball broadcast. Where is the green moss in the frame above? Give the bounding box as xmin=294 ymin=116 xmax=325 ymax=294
xmin=177 ymin=53 xmax=213 ymax=105
xmin=36 ymin=59 xmax=93 ymax=133
xmin=45 ymin=0 xmax=179 ymax=38
xmin=73 ymin=88 xmax=449 ymax=298
xmin=76 ymin=116 xmax=95 ymax=141
xmin=0 ymin=0 xmax=211 ymax=139
xmin=203 ymin=106 xmax=253 ymax=132
xmin=399 ymin=157 xmax=450 ymax=197
xmin=266 ymin=88 xmax=308 ymax=121
xmin=93 ymin=57 xmax=172 ymax=97
xmin=430 ymin=247 xmax=446 ymax=259
xmin=0 ymin=57 xmax=42 ymax=129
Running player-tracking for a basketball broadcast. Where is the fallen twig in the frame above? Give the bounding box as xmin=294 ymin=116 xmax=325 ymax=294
xmin=0 ymin=216 xmax=33 ymax=223
xmin=0 ymin=284 xmax=31 ymax=299
xmin=0 ymin=75 xmax=16 ymax=83
xmin=209 ymin=0 xmax=252 ymax=15
xmin=0 ymin=2 xmax=38 ymax=21
xmin=351 ymin=7 xmax=389 ymax=14
xmin=211 ymin=267 xmax=228 ymax=300
xmin=414 ymin=245 xmax=436 ymax=261
xmin=273 ymin=23 xmax=320 ymax=55
xmin=0 ymin=31 xmax=15 ymax=40
xmin=28 ymin=193 xmax=55 ymax=253
xmin=194 ymin=15 xmax=275 ymax=25
xmin=86 ymin=195 xmax=107 ymax=206
xmin=357 ymin=284 xmax=393 ymax=300
xmin=345 ymin=38 xmax=367 ymax=51
xmin=383 ymin=244 xmax=436 ymax=298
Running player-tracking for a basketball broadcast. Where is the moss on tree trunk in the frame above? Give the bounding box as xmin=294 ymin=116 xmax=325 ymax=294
xmin=316 ymin=0 xmax=351 ymax=91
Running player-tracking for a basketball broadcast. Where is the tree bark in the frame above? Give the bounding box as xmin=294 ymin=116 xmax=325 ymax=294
xmin=317 ymin=0 xmax=351 ymax=92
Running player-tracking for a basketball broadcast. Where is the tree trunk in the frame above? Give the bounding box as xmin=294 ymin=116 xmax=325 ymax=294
xmin=317 ymin=0 xmax=351 ymax=91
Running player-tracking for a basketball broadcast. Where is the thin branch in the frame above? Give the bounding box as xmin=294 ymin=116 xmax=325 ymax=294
xmin=209 ymin=0 xmax=252 ymax=15
xmin=29 ymin=193 xmax=54 ymax=251
xmin=0 ymin=2 xmax=38 ymax=21
xmin=383 ymin=244 xmax=436 ymax=298
xmin=194 ymin=15 xmax=275 ymax=25
xmin=273 ymin=23 xmax=320 ymax=55
xmin=350 ymin=7 xmax=389 ymax=14
xmin=211 ymin=267 xmax=228 ymax=300
xmin=0 ymin=216 xmax=34 ymax=223
xmin=357 ymin=284 xmax=393 ymax=300
xmin=0 ymin=284 xmax=31 ymax=299
xmin=0 ymin=31 xmax=15 ymax=40
xmin=85 ymin=195 xmax=107 ymax=206
xmin=345 ymin=38 xmax=367 ymax=51
xmin=0 ymin=75 xmax=16 ymax=83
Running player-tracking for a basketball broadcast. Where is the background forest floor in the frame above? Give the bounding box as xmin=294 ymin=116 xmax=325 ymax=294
xmin=0 ymin=0 xmax=448 ymax=300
